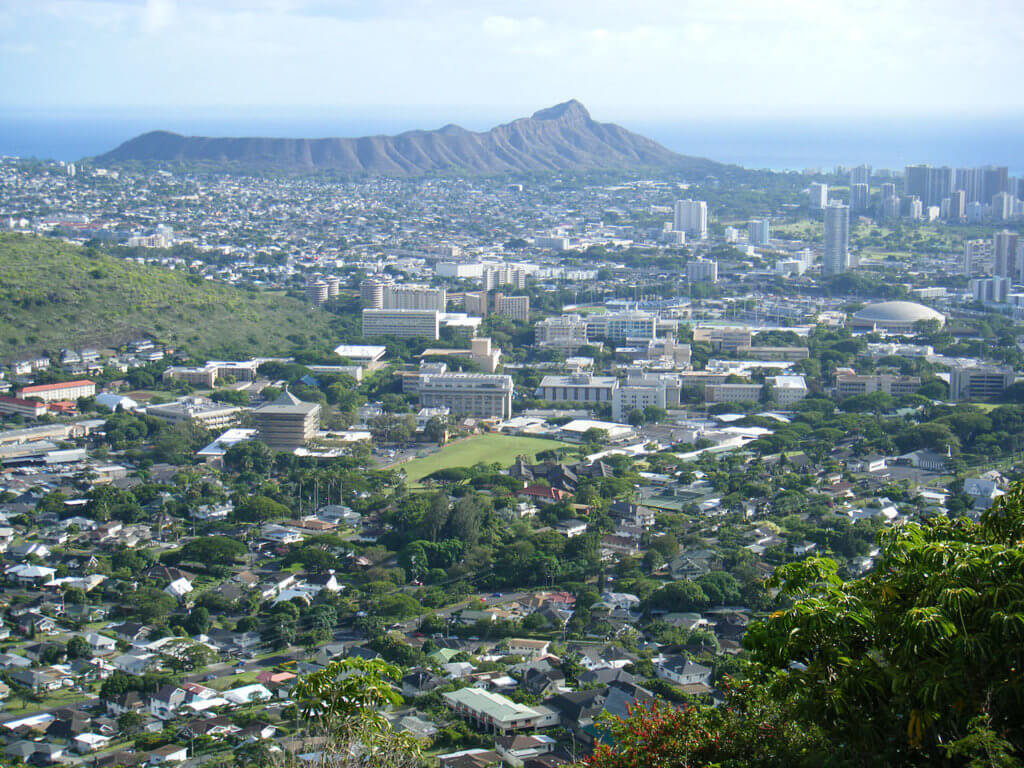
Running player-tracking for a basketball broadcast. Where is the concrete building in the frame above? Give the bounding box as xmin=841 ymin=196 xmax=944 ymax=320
xmin=383 ymin=284 xmax=447 ymax=312
xmin=306 ymin=279 xmax=328 ymax=306
xmin=673 ymin=199 xmax=708 ymax=238
xmin=905 ymin=164 xmax=954 ymax=207
xmin=534 ymin=315 xmax=589 ymax=353
xmin=850 ymin=183 xmax=870 ymax=213
xmin=16 ymin=380 xmax=95 ymax=403
xmin=536 ymin=374 xmax=618 ymax=403
xmin=947 ymin=189 xmax=966 ymax=221
xmin=809 ymin=182 xmax=828 ymax=209
xmin=586 ymin=311 xmax=658 ymax=342
xmin=963 ymin=239 xmax=993 ymax=276
xmin=847 ymin=301 xmax=945 ymax=334
xmin=418 ymin=373 xmax=513 ymax=419
xmin=359 ymin=274 xmax=394 ymax=309
xmin=704 ymin=383 xmax=762 ymax=404
xmin=970 ymin=277 xmax=1011 ymax=304
xmin=0 ymin=395 xmax=49 ymax=419
xmin=252 ymin=390 xmax=321 ymax=449
xmin=494 ymin=294 xmax=530 ymax=322
xmin=834 ymin=373 xmax=921 ymax=397
xmin=162 ymin=366 xmax=218 ymax=388
xmin=692 ymin=326 xmax=752 ymax=352
xmin=949 ymin=365 xmax=1015 ymax=401
xmin=823 ymin=202 xmax=850 ymax=276
xmin=686 ymin=258 xmax=718 ymax=284
xmin=849 ymin=165 xmax=871 ymax=185
xmin=613 ymin=383 xmax=669 ymax=422
xmin=362 ymin=309 xmax=440 ymax=340
xmin=992 ymin=230 xmax=1019 ymax=280
xmin=748 ymin=219 xmax=770 ymax=245
xmin=332 ymin=345 xmax=387 ymax=370
xmin=464 ymin=291 xmax=488 ymax=316
xmin=765 ymin=375 xmax=808 ymax=405
xmin=146 ymin=398 xmax=240 ymax=429
xmin=483 ymin=265 xmax=528 ymax=290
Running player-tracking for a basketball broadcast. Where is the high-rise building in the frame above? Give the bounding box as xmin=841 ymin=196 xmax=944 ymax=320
xmin=849 ymin=165 xmax=871 ymax=186
xmin=823 ymin=202 xmax=850 ymax=276
xmin=905 ymin=164 xmax=953 ymax=207
xmin=906 ymin=197 xmax=923 ymax=220
xmin=947 ymin=189 xmax=966 ymax=221
xmin=993 ymin=231 xmax=1019 ymax=279
xmin=382 ymin=284 xmax=447 ymax=312
xmin=586 ymin=311 xmax=659 ymax=342
xmin=981 ymin=166 xmax=1010 ymax=201
xmin=880 ymin=195 xmax=901 ymax=221
xmin=949 ymin=365 xmax=1015 ymax=401
xmin=963 ymin=239 xmax=993 ymax=276
xmin=686 ymin=258 xmax=718 ymax=283
xmin=808 ymin=183 xmax=828 ymax=209
xmin=969 ymin=277 xmax=1011 ymax=304
xmin=992 ymin=192 xmax=1014 ymax=222
xmin=880 ymin=182 xmax=897 ymax=199
xmin=359 ymin=274 xmax=394 ymax=309
xmin=748 ymin=219 xmax=770 ymax=245
xmin=850 ymin=184 xmax=870 ymax=213
xmin=306 ymin=279 xmax=328 ymax=306
xmin=494 ymin=293 xmax=530 ymax=322
xmin=673 ymin=200 xmax=708 ymax=238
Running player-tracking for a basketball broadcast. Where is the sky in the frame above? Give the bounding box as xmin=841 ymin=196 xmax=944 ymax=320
xmin=2 ymin=0 xmax=1024 ymax=123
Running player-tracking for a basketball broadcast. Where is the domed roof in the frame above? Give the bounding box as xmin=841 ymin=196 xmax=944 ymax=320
xmin=851 ymin=301 xmax=945 ymax=325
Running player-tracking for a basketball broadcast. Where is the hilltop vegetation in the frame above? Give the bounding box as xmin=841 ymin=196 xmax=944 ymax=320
xmin=0 ymin=234 xmax=342 ymax=359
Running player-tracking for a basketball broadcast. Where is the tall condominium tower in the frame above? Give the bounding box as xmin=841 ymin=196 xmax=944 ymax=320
xmin=823 ymin=202 xmax=850 ymax=276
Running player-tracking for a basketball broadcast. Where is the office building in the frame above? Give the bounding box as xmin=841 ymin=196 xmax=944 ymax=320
xmin=586 ymin=311 xmax=658 ymax=342
xmin=970 ymin=277 xmax=1011 ymax=304
xmin=692 ymin=326 xmax=752 ymax=352
xmin=765 ymin=375 xmax=808 ymax=405
xmin=613 ymin=383 xmax=669 ymax=422
xmin=993 ymin=231 xmax=1019 ymax=279
xmin=834 ymin=373 xmax=921 ymax=398
xmin=809 ymin=183 xmax=828 ymax=209
xmin=823 ymin=202 xmax=850 ymax=276
xmin=748 ymin=219 xmax=771 ymax=245
xmin=673 ymin=200 xmax=708 ymax=238
xmin=16 ymin=380 xmax=95 ymax=403
xmin=383 ymin=284 xmax=447 ymax=312
xmin=252 ymin=390 xmax=321 ymax=449
xmin=469 ymin=337 xmax=502 ymax=373
xmin=162 ymin=366 xmax=218 ymax=388
xmin=147 ymin=397 xmax=240 ymax=429
xmin=362 ymin=309 xmax=440 ymax=340
xmin=850 ymin=183 xmax=870 ymax=213
xmin=536 ymin=373 xmax=618 ymax=403
xmin=686 ymin=258 xmax=718 ymax=284
xmin=494 ymin=294 xmax=530 ymax=322
xmin=359 ymin=274 xmax=394 ymax=309
xmin=949 ymin=365 xmax=1015 ymax=401
xmin=534 ymin=315 xmax=590 ymax=353
xmin=705 ymin=383 xmax=763 ymax=404
xmin=418 ymin=373 xmax=513 ymax=419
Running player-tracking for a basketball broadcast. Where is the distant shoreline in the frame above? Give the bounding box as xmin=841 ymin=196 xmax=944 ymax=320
xmin=1 ymin=114 xmax=1020 ymax=175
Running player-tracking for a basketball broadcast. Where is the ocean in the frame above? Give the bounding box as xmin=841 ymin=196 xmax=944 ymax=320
xmin=1 ymin=111 xmax=1021 ymax=175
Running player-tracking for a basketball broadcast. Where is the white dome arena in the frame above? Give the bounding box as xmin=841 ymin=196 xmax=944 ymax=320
xmin=848 ymin=301 xmax=945 ymax=333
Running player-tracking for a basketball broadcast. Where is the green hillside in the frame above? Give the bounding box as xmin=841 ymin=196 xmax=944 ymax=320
xmin=0 ymin=234 xmax=342 ymax=360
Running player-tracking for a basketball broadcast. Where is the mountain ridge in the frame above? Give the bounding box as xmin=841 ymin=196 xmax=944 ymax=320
xmin=93 ymin=100 xmax=723 ymax=176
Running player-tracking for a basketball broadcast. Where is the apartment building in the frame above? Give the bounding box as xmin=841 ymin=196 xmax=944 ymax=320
xmin=442 ymin=688 xmax=541 ymax=735
xmin=494 ymin=294 xmax=530 ymax=322
xmin=383 ymin=284 xmax=447 ymax=312
xmin=534 ymin=314 xmax=589 ymax=353
xmin=586 ymin=311 xmax=658 ymax=342
xmin=418 ymin=373 xmax=514 ymax=420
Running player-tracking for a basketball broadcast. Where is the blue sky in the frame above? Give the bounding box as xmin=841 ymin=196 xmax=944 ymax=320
xmin=2 ymin=0 xmax=1023 ymax=121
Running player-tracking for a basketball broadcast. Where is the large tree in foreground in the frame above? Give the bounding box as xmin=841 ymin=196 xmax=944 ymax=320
xmin=589 ymin=483 xmax=1024 ymax=768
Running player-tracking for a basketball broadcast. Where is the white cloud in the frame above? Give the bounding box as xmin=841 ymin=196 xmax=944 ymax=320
xmin=142 ymin=0 xmax=175 ymax=33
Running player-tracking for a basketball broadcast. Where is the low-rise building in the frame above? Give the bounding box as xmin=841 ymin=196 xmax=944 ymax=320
xmin=252 ymin=390 xmax=320 ymax=449
xmin=16 ymin=379 xmax=95 ymax=403
xmin=442 ymin=688 xmax=542 ymax=735
xmin=536 ymin=374 xmax=618 ymax=403
xmin=418 ymin=373 xmax=514 ymax=419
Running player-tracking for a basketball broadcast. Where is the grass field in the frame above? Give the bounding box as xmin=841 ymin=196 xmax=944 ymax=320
xmin=392 ymin=434 xmax=572 ymax=485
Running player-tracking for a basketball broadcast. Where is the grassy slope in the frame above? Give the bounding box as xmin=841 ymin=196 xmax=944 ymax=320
xmin=392 ymin=433 xmax=572 ymax=485
xmin=0 ymin=234 xmax=341 ymax=360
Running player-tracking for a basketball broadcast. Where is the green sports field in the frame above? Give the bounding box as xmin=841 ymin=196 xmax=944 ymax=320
xmin=392 ymin=433 xmax=572 ymax=485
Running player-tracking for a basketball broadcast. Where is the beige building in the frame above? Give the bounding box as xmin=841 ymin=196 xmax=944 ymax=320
xmin=252 ymin=390 xmax=321 ymax=450
xmin=835 ymin=373 xmax=921 ymax=398
xmin=146 ymin=398 xmax=240 ymax=429
xmin=704 ymin=383 xmax=762 ymax=404
xmin=17 ymin=380 xmax=96 ymax=403
xmin=494 ymin=294 xmax=530 ymax=322
xmin=418 ymin=373 xmax=513 ymax=420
